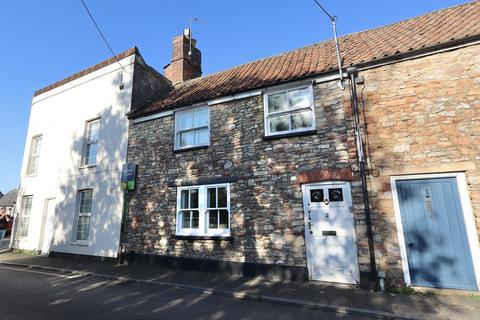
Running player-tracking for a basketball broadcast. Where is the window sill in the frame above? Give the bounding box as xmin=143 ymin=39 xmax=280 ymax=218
xmin=79 ymin=164 xmax=96 ymax=170
xmin=174 ymin=235 xmax=233 ymax=241
xmin=70 ymin=240 xmax=91 ymax=246
xmin=262 ymin=129 xmax=317 ymax=141
xmin=25 ymin=174 xmax=38 ymax=178
xmin=173 ymin=145 xmax=209 ymax=153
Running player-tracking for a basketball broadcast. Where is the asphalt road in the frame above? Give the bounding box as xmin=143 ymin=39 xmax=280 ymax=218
xmin=0 ymin=265 xmax=371 ymax=320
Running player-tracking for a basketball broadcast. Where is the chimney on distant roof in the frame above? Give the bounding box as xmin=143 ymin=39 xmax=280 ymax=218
xmin=164 ymin=29 xmax=202 ymax=84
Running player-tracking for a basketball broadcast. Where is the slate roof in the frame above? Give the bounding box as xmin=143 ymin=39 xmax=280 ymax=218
xmin=0 ymin=189 xmax=17 ymax=207
xmin=130 ymin=1 xmax=480 ymax=118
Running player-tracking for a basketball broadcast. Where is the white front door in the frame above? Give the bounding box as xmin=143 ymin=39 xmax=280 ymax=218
xmin=40 ymin=198 xmax=56 ymax=255
xmin=302 ymin=182 xmax=360 ymax=284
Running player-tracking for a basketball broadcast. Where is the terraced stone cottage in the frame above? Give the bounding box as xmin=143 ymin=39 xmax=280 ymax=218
xmin=123 ymin=2 xmax=480 ymax=290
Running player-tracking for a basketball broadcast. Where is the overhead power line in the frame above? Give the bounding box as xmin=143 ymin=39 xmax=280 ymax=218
xmin=312 ymin=0 xmax=334 ymax=21
xmin=79 ymin=0 xmax=124 ymax=70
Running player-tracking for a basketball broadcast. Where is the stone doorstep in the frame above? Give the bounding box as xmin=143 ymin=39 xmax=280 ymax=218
xmin=0 ymin=260 xmax=442 ymax=320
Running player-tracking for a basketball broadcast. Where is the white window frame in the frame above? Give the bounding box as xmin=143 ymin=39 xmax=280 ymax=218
xmin=176 ymin=183 xmax=231 ymax=237
xmin=74 ymin=189 xmax=93 ymax=243
xmin=174 ymin=106 xmax=210 ymax=150
xmin=26 ymin=135 xmax=42 ymax=176
xmin=19 ymin=195 xmax=33 ymax=238
xmin=81 ymin=118 xmax=100 ymax=167
xmin=263 ymin=84 xmax=316 ymax=136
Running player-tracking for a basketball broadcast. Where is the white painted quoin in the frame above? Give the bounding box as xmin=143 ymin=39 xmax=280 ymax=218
xmin=13 ymin=49 xmax=167 ymax=258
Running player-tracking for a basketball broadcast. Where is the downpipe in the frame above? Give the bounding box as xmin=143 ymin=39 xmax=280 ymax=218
xmin=347 ymin=67 xmax=378 ymax=290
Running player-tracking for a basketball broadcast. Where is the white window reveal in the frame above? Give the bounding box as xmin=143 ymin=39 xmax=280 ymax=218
xmin=264 ymin=85 xmax=315 ymax=136
xmin=82 ymin=119 xmax=100 ymax=166
xmin=75 ymin=190 xmax=93 ymax=241
xmin=19 ymin=196 xmax=33 ymax=238
xmin=175 ymin=106 xmax=209 ymax=150
xmin=26 ymin=135 xmax=42 ymax=175
xmin=176 ymin=184 xmax=230 ymax=237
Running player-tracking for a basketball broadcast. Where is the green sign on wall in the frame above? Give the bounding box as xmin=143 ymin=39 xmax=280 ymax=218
xmin=121 ymin=163 xmax=136 ymax=190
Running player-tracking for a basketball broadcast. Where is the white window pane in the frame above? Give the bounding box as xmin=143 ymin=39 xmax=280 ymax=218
xmin=194 ymin=109 xmax=209 ymax=127
xmin=27 ymin=157 xmax=38 ymax=175
xmin=180 ymin=131 xmax=195 ymax=147
xmin=181 ymin=211 xmax=190 ymax=228
xmin=79 ymin=191 xmax=92 ymax=213
xmin=178 ymin=112 xmax=194 ymax=130
xmin=218 ymin=187 xmax=227 ymax=207
xmin=27 ymin=136 xmax=42 ymax=175
xmin=87 ymin=120 xmax=100 ymax=141
xmin=76 ymin=216 xmax=90 ymax=240
xmin=195 ymin=128 xmax=209 ymax=145
xmin=85 ymin=143 xmax=97 ymax=165
xmin=291 ymin=110 xmax=314 ymax=129
xmin=207 ymin=188 xmax=216 ymax=208
xmin=190 ymin=189 xmax=199 ymax=208
xmin=288 ymin=88 xmax=310 ymax=109
xmin=180 ymin=190 xmax=189 ymax=209
xmin=219 ymin=210 xmax=229 ymax=229
xmin=24 ymin=197 xmax=33 ymax=212
xmin=209 ymin=210 xmax=218 ymax=229
xmin=33 ymin=137 xmax=42 ymax=154
xmin=191 ymin=211 xmax=199 ymax=228
xmin=20 ymin=217 xmax=30 ymax=237
xmin=268 ymin=92 xmax=288 ymax=113
xmin=269 ymin=115 xmax=290 ymax=132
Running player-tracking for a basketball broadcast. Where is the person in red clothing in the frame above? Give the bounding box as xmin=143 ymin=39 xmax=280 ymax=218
xmin=0 ymin=207 xmax=10 ymax=241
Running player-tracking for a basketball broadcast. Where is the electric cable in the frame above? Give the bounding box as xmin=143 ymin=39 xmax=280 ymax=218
xmin=79 ymin=0 xmax=124 ymax=71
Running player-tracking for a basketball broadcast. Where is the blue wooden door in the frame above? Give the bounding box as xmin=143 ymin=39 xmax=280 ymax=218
xmin=396 ymin=178 xmax=477 ymax=290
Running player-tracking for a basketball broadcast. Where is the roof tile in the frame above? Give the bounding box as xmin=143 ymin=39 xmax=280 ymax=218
xmin=131 ymin=2 xmax=480 ymax=117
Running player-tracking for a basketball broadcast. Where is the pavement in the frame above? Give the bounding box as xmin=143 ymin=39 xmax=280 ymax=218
xmin=1 ymin=251 xmax=479 ymax=320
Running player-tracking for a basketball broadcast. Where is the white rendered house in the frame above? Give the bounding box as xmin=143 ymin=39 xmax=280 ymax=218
xmin=13 ymin=48 xmax=169 ymax=257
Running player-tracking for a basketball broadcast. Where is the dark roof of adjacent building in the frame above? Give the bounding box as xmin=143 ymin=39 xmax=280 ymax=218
xmin=0 ymin=189 xmax=17 ymax=207
xmin=130 ymin=1 xmax=480 ymax=118
xmin=34 ymin=47 xmax=139 ymax=97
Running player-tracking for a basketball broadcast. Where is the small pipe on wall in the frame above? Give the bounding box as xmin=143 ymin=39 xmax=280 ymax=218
xmin=347 ymin=66 xmax=378 ymax=290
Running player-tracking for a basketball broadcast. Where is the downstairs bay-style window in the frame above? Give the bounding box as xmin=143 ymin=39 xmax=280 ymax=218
xmin=264 ymin=85 xmax=315 ymax=136
xmin=176 ymin=184 xmax=230 ymax=237
xmin=174 ymin=106 xmax=209 ymax=150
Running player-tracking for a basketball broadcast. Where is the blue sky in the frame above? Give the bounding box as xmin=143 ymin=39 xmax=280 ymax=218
xmin=0 ymin=0 xmax=468 ymax=193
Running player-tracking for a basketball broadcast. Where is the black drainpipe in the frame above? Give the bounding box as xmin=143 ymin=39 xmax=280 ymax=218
xmin=347 ymin=66 xmax=377 ymax=289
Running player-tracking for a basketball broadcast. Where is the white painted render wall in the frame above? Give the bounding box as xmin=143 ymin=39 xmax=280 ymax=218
xmin=13 ymin=54 xmax=135 ymax=258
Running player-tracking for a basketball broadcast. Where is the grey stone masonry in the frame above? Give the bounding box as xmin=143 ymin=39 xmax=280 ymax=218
xmin=125 ymin=80 xmax=372 ymax=272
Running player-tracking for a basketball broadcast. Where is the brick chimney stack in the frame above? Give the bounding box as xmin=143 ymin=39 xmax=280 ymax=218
xmin=164 ymin=29 xmax=202 ymax=84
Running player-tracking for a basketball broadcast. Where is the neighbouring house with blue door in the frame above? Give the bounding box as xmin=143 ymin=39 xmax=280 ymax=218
xmin=123 ymin=2 xmax=480 ymax=291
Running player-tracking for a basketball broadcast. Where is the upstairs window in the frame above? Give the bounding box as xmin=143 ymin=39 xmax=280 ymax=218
xmin=82 ymin=119 xmax=100 ymax=166
xmin=264 ymin=85 xmax=315 ymax=136
xmin=26 ymin=135 xmax=42 ymax=175
xmin=174 ymin=106 xmax=209 ymax=150
xmin=176 ymin=184 xmax=230 ymax=237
